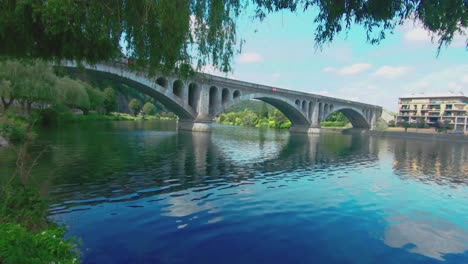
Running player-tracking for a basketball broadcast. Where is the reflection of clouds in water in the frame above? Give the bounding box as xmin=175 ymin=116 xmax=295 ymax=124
xmin=162 ymin=194 xmax=215 ymax=218
xmin=384 ymin=216 xmax=468 ymax=260
xmin=212 ymin=134 xmax=285 ymax=163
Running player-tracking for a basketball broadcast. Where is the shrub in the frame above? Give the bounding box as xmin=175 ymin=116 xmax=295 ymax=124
xmin=128 ymin=99 xmax=141 ymax=116
xmin=0 ymin=115 xmax=29 ymax=143
xmin=388 ymin=120 xmax=396 ymax=127
xmin=0 ymin=223 xmax=79 ymax=264
xmin=142 ymin=102 xmax=157 ymax=116
xmin=0 ymin=184 xmax=48 ymax=231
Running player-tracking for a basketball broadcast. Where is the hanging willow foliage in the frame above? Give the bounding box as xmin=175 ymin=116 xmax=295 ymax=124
xmin=0 ymin=0 xmax=243 ymax=74
xmin=253 ymin=0 xmax=467 ymax=52
xmin=0 ymin=0 xmax=466 ymax=74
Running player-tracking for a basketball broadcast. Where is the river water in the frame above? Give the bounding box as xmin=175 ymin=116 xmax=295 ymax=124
xmin=0 ymin=121 xmax=467 ymax=263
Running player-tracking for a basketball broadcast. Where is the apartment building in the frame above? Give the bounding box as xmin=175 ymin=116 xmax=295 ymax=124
xmin=395 ymin=94 xmax=468 ymax=132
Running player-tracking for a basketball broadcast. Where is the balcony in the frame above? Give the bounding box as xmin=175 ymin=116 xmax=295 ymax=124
xmin=445 ymin=109 xmax=466 ymax=112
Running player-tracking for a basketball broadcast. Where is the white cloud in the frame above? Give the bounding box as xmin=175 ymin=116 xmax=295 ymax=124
xmin=404 ymin=65 xmax=468 ymax=96
xmin=236 ymin=52 xmax=263 ymax=64
xmin=322 ymin=63 xmax=372 ymax=75
xmin=373 ymin=66 xmax=411 ymax=79
xmin=402 ymin=21 xmax=467 ymax=48
xmin=338 ymin=63 xmax=372 ymax=75
xmin=404 ymin=26 xmax=431 ymax=43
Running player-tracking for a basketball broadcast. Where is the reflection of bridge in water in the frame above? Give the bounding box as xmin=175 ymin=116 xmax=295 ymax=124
xmin=63 ymin=61 xmax=382 ymax=133
xmin=48 ymin=130 xmax=380 ymax=212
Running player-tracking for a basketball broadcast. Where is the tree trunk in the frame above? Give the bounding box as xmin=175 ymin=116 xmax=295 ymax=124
xmin=19 ymin=100 xmax=26 ymax=114
xmin=1 ymin=96 xmax=14 ymax=112
xmin=27 ymin=101 xmax=33 ymax=114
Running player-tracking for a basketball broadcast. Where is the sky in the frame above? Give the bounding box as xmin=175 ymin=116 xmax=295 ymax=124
xmin=202 ymin=9 xmax=468 ymax=112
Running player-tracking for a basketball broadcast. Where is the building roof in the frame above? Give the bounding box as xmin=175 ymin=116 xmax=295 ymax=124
xmin=399 ymin=92 xmax=467 ymax=100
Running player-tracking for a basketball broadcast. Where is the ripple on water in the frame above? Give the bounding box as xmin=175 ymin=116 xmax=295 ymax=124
xmin=7 ymin=122 xmax=465 ymax=263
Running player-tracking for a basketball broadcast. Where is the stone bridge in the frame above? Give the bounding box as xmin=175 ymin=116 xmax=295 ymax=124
xmin=62 ymin=61 xmax=382 ymax=133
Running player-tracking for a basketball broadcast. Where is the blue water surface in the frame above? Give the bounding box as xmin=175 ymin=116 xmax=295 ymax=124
xmin=1 ymin=121 xmax=466 ymax=263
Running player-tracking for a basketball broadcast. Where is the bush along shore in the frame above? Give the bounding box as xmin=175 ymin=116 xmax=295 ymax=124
xmin=0 ymin=116 xmax=80 ymax=263
xmin=215 ymin=107 xmax=350 ymax=129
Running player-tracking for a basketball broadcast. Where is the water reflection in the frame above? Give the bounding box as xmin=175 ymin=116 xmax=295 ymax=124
xmin=391 ymin=138 xmax=468 ymax=185
xmin=384 ymin=214 xmax=468 ymax=260
xmin=0 ymin=121 xmax=467 ymax=263
xmin=40 ymin=126 xmax=380 ymax=211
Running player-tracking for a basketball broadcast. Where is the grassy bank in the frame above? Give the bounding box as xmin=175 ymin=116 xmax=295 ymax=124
xmin=59 ymin=112 xmax=177 ymax=123
xmin=0 ymin=114 xmax=80 ymax=263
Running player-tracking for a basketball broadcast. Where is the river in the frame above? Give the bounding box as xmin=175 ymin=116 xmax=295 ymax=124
xmin=0 ymin=120 xmax=467 ymax=263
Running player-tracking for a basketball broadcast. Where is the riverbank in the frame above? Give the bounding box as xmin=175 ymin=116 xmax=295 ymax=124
xmin=320 ymin=127 xmax=468 ymax=142
xmin=365 ymin=129 xmax=468 ymax=142
xmin=59 ymin=112 xmax=176 ymax=123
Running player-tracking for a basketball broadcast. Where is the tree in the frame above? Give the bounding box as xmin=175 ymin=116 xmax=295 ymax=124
xmin=142 ymin=102 xmax=157 ymax=116
xmin=83 ymin=83 xmax=105 ymax=114
xmin=128 ymin=99 xmax=141 ymax=116
xmin=103 ymin=88 xmax=116 ymax=114
xmin=0 ymin=60 xmax=57 ymax=113
xmin=398 ymin=121 xmax=410 ymax=132
xmin=55 ymin=77 xmax=90 ymax=112
xmin=435 ymin=120 xmax=452 ymax=133
xmin=259 ymin=102 xmax=269 ymax=119
xmin=0 ymin=1 xmax=465 ymax=74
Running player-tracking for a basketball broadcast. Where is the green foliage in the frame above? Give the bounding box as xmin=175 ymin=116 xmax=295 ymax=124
xmin=321 ymin=121 xmax=349 ymax=128
xmin=216 ymin=109 xmax=291 ymax=129
xmin=416 ymin=120 xmax=427 ymax=129
xmin=1 ymin=1 xmax=463 ymax=75
xmin=0 ymin=114 xmax=33 ymax=143
xmin=0 ymin=184 xmax=48 ymax=231
xmin=128 ymin=99 xmax=141 ymax=116
xmin=320 ymin=112 xmax=350 ymax=128
xmin=103 ymin=87 xmax=117 ymax=114
xmin=83 ymin=83 xmax=105 ymax=113
xmin=56 ymin=77 xmax=90 ymax=111
xmin=0 ymin=107 xmax=80 ymax=264
xmin=388 ymin=120 xmax=396 ymax=127
xmin=259 ymin=102 xmax=269 ymax=119
xmin=0 ymin=223 xmax=79 ymax=264
xmin=0 ymin=117 xmax=26 ymax=143
xmin=324 ymin=112 xmax=349 ymax=123
xmin=254 ymin=0 xmax=467 ymax=53
xmin=142 ymin=102 xmax=157 ymax=116
xmin=434 ymin=120 xmax=452 ymax=133
xmin=0 ymin=60 xmax=57 ymax=113
xmin=397 ymin=121 xmax=410 ymax=132
xmin=0 ymin=0 xmax=241 ymax=73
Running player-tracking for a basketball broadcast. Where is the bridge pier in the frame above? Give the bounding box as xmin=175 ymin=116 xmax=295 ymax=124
xmin=178 ymin=120 xmax=212 ymax=132
xmin=289 ymin=125 xmax=321 ymax=134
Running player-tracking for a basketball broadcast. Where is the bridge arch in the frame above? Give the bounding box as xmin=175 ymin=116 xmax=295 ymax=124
xmin=63 ymin=63 xmax=197 ymax=120
xmin=323 ymin=106 xmax=370 ymax=129
xmin=217 ymin=93 xmax=310 ymax=126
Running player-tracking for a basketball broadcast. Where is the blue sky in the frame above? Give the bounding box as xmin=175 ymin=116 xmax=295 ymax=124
xmin=204 ymin=9 xmax=467 ymax=111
